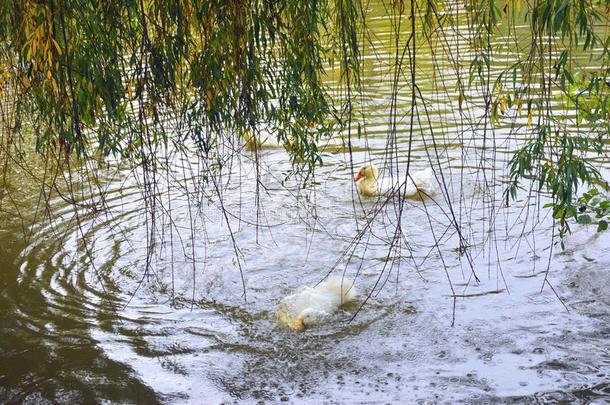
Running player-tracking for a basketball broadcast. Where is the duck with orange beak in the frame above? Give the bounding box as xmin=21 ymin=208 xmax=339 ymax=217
xmin=354 ymin=164 xmax=434 ymax=198
xmin=276 ymin=277 xmax=358 ymax=331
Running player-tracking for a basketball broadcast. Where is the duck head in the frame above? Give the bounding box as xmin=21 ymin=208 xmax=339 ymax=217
xmin=354 ymin=164 xmax=378 ymax=183
xmin=292 ymin=308 xmax=319 ymax=331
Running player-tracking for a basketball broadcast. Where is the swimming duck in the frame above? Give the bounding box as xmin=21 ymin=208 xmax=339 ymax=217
xmin=354 ymin=164 xmax=434 ymax=197
xmin=244 ymin=130 xmax=282 ymax=150
xmin=277 ymin=276 xmax=358 ymax=331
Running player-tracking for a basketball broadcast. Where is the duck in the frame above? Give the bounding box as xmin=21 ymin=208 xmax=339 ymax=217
xmin=243 ymin=129 xmax=309 ymax=152
xmin=354 ymin=164 xmax=434 ymax=197
xmin=277 ymin=276 xmax=358 ymax=331
xmin=243 ymin=130 xmax=283 ymax=150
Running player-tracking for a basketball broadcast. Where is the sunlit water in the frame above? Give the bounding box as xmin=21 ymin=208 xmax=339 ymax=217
xmin=1 ymin=4 xmax=609 ymax=404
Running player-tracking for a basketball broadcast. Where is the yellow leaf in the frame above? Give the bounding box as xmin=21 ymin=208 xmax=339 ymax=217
xmin=52 ymin=38 xmax=62 ymax=55
xmin=528 ymin=111 xmax=532 ymax=128
xmin=206 ymin=85 xmax=213 ymax=106
xmin=21 ymin=39 xmax=30 ymax=54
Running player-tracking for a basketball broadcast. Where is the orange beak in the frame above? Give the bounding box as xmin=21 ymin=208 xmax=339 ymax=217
xmin=293 ymin=318 xmax=305 ymax=331
xmin=354 ymin=172 xmax=363 ymax=182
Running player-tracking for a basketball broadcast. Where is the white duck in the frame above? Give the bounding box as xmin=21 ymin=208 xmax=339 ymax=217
xmin=277 ymin=276 xmax=358 ymax=331
xmin=354 ymin=164 xmax=434 ymax=197
xmin=244 ymin=130 xmax=283 ymax=150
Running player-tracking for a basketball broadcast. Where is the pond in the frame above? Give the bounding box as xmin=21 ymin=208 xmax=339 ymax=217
xmin=0 ymin=2 xmax=608 ymax=404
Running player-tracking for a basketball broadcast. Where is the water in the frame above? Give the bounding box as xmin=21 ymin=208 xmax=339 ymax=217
xmin=1 ymin=3 xmax=609 ymax=404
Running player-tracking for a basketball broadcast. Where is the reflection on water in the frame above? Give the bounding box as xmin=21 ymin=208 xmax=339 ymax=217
xmin=1 ymin=3 xmax=609 ymax=404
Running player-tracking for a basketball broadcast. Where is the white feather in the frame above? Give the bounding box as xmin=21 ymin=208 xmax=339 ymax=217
xmin=277 ymin=277 xmax=358 ymax=330
xmin=355 ymin=164 xmax=434 ymax=197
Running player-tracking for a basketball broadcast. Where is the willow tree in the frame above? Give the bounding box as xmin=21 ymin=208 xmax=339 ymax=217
xmin=0 ymin=0 xmax=346 ymax=172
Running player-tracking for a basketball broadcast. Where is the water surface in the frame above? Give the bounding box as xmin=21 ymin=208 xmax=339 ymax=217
xmin=1 ymin=2 xmax=609 ymax=404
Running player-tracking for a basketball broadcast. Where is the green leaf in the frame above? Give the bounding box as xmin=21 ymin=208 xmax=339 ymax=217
xmin=597 ymin=220 xmax=608 ymax=232
xmin=567 ymin=205 xmax=578 ymax=217
xmin=576 ymin=214 xmax=592 ymax=224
